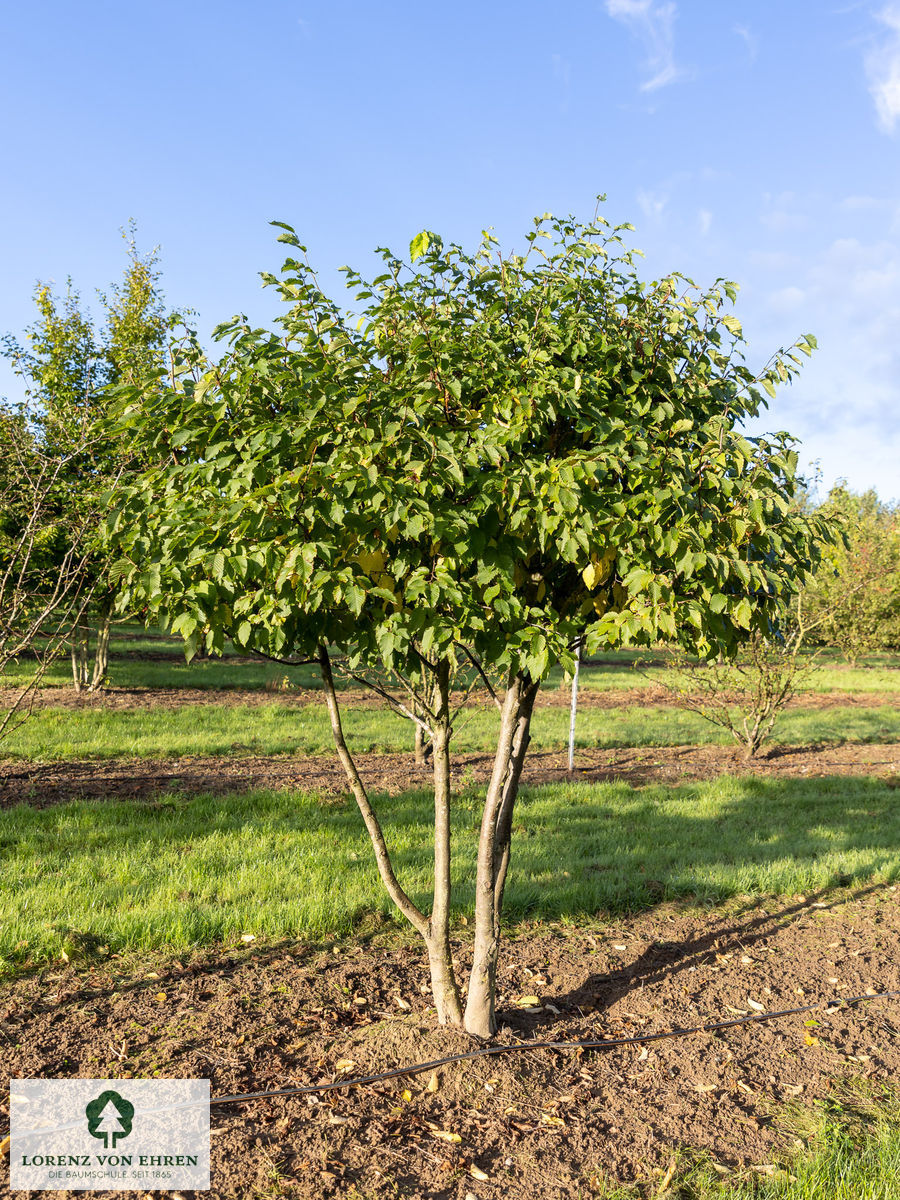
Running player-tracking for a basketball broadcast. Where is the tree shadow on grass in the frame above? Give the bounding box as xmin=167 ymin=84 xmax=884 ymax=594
xmin=2 ymin=773 xmax=899 ymax=996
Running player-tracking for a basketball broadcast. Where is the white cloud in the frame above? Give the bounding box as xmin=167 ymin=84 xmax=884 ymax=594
xmin=766 ymin=285 xmax=806 ymax=314
xmin=865 ymin=5 xmax=900 ymax=133
xmin=698 ymin=208 xmax=712 ymax=235
xmin=636 ymin=188 xmax=669 ymax=221
xmin=746 ymin=234 xmax=900 ymax=500
xmin=760 ymin=192 xmax=808 ymax=234
xmin=605 ymin=0 xmax=682 ymax=92
xmin=734 ymin=24 xmax=758 ymax=62
xmin=551 ymin=53 xmax=572 ymax=112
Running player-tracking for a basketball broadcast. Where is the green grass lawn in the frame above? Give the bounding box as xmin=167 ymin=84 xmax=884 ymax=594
xmin=3 ymin=698 xmax=899 ymax=761
xmin=5 ymin=627 xmax=899 ymax=696
xmin=1 ymin=774 xmax=897 ymax=970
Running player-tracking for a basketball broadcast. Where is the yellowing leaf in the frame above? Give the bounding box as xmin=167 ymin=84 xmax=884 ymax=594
xmin=515 ymin=994 xmax=541 ymax=1007
xmin=154 ymin=992 xmax=166 ymax=1003
xmin=541 ymin=1114 xmax=565 ymax=1127
xmin=430 ymin=1129 xmax=461 ymax=1143
xmin=582 ymin=562 xmax=601 ymax=589
xmin=427 ymin=1071 xmax=440 ymax=1093
xmin=804 ymin=1034 xmax=819 ymax=1046
xmin=401 ymin=1089 xmax=412 ymax=1102
xmin=470 ymin=1164 xmax=490 ymax=1181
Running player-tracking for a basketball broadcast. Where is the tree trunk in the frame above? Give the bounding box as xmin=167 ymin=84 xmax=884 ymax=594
xmin=426 ymin=664 xmax=463 ymax=1024
xmin=463 ymin=673 xmax=538 ymax=1037
xmin=71 ymin=619 xmax=90 ymax=693
xmin=89 ymin=604 xmax=112 ymax=691
xmin=414 ymin=721 xmax=432 ymax=766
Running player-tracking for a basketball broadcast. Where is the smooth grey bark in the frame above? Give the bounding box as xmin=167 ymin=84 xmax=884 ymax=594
xmin=70 ymin=598 xmax=112 ymax=692
xmin=463 ymin=673 xmax=539 ymax=1038
xmin=427 ymin=662 xmax=463 ymax=1024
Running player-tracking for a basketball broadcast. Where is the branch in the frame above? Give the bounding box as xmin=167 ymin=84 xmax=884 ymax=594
xmin=344 ymin=671 xmax=432 ymax=731
xmin=245 ymin=649 xmax=320 ymax=668
xmin=459 ymin=645 xmax=502 ymax=710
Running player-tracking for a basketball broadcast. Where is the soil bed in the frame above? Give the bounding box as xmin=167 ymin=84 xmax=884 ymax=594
xmin=2 ymin=684 xmax=898 ymax=712
xmin=2 ymin=742 xmax=898 ymax=809
xmin=2 ymin=886 xmax=899 ymax=1198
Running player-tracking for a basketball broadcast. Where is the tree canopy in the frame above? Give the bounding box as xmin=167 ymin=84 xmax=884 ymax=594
xmin=110 ymin=208 xmax=825 ymax=672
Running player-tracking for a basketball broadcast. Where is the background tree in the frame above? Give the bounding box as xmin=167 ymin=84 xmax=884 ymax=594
xmin=3 ymin=225 xmax=177 ymax=691
xmin=650 ymin=593 xmax=822 ymax=759
xmin=108 ymin=206 xmax=831 ymax=1037
xmin=0 ymin=398 xmax=98 ymax=736
xmin=804 ymin=485 xmax=900 ymax=665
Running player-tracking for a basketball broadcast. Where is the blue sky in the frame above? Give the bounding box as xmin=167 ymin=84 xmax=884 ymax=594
xmin=1 ymin=1 xmax=898 ymax=500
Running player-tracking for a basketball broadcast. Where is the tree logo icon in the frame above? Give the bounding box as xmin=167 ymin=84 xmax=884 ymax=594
xmin=85 ymin=1090 xmax=135 ymax=1149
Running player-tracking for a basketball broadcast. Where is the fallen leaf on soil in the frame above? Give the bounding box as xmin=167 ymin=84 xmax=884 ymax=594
xmin=240 ymin=933 xmax=256 ymax=943
xmin=429 ymin=1128 xmax=462 ymax=1143
xmin=692 ymin=1083 xmax=717 ymax=1093
xmin=469 ymin=1164 xmax=490 ymax=1181
xmin=656 ymin=1156 xmax=677 ymax=1195
xmin=401 ymin=1089 xmax=412 ymax=1102
xmin=394 ymin=995 xmax=411 ymax=1010
xmin=0 ymin=1135 xmax=9 ymax=1155
xmin=145 ymin=972 xmax=161 ymax=979
xmin=153 ymin=992 xmax=166 ymax=1003
xmin=427 ymin=1071 xmax=440 ymax=1092
xmin=613 ymin=944 xmax=627 ymax=950
xmin=784 ymin=1083 xmax=804 ymax=1096
xmin=515 ymin=995 xmax=541 ymax=1007
xmin=541 ymin=1114 xmax=565 ymax=1127
xmin=334 ymin=1059 xmax=356 ymax=1073
xmin=804 ymin=1034 xmax=819 ymax=1046
xmin=725 ymin=1006 xmax=748 ymax=1015
xmin=747 ymin=998 xmax=766 ymax=1012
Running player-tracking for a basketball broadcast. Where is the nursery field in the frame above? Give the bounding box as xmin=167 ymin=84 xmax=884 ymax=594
xmin=1 ymin=631 xmax=900 ymax=1199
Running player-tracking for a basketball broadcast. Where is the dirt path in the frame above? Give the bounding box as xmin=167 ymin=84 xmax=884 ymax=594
xmin=2 ymin=742 xmax=898 ymax=809
xmin=2 ymin=885 xmax=899 ymax=1197
xmin=2 ymin=683 xmax=899 ymax=712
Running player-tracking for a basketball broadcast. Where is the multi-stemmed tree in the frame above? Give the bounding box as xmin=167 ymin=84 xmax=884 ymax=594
xmin=107 ymin=205 xmax=829 ymax=1037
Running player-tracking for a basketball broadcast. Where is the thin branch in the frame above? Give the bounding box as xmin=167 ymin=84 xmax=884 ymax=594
xmin=344 ymin=671 xmax=432 ymax=731
xmin=459 ymin=644 xmax=502 ymax=710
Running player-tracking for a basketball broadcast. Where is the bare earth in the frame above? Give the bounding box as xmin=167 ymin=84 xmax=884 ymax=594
xmin=0 ymin=742 xmax=898 ymax=810
xmin=2 ymin=886 xmax=899 ymax=1198
xmin=2 ymin=684 xmax=900 ymax=712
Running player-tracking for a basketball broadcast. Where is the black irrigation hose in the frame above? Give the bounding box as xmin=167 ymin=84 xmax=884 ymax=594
xmin=209 ymin=988 xmax=900 ymax=1107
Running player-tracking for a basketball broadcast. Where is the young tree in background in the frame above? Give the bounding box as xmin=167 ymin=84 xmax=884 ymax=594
xmin=108 ymin=205 xmax=831 ymax=1037
xmin=805 ymin=486 xmax=900 ymax=664
xmin=3 ymin=225 xmax=176 ymax=691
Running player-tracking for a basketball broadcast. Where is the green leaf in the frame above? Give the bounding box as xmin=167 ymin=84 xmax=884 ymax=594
xmin=409 ymin=231 xmax=431 ymax=262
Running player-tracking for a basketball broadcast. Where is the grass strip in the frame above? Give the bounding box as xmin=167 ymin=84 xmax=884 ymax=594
xmin=1 ymin=774 xmax=897 ymax=970
xmin=2 ymin=701 xmax=899 ymax=761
